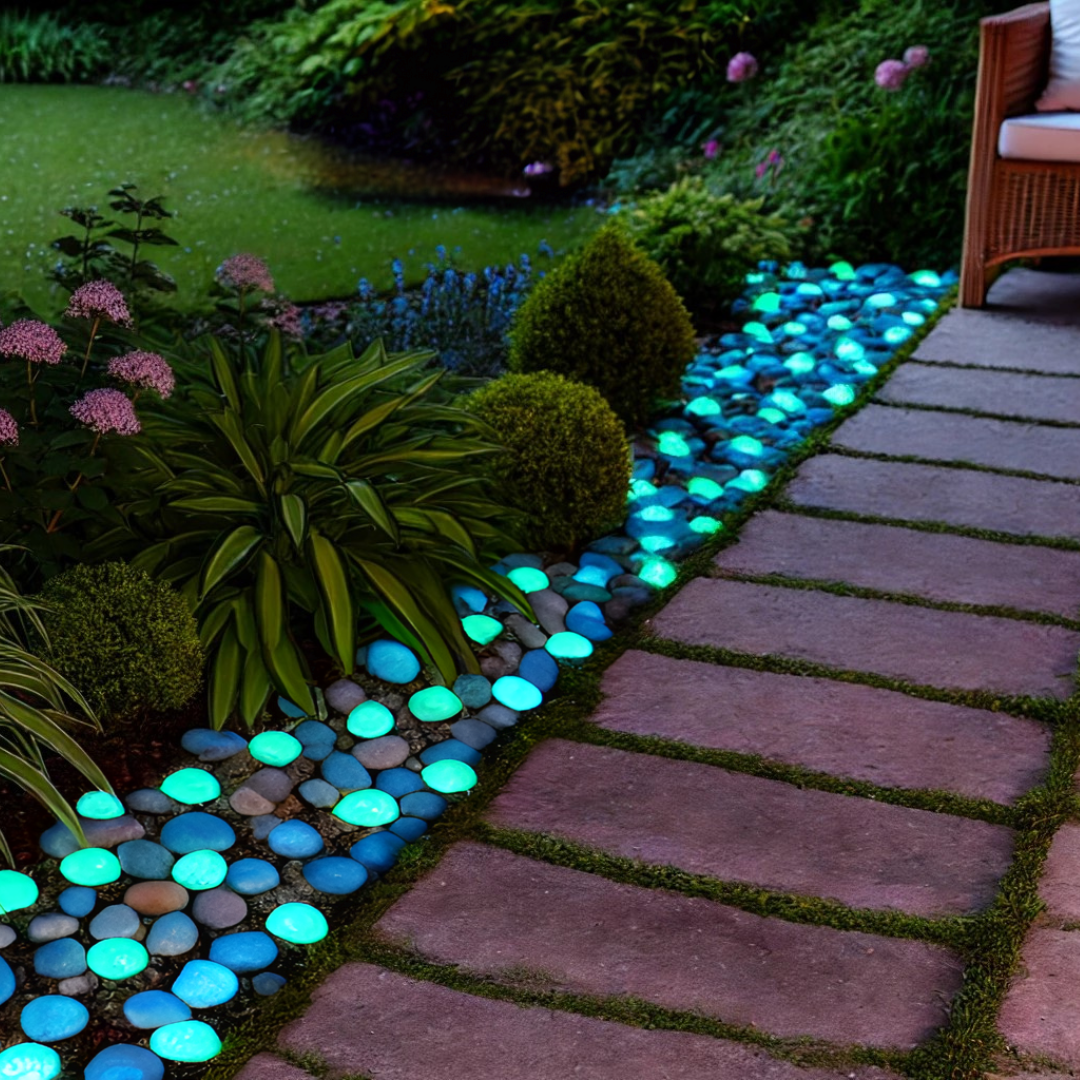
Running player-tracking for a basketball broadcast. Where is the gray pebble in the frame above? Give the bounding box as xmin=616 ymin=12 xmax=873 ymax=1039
xmin=89 ymin=904 xmax=140 ymax=940
xmin=57 ymin=973 xmax=98 ymax=997
xmin=493 ymin=641 xmax=522 ymax=670
xmin=298 ymin=778 xmax=340 ymax=808
xmin=125 ymin=788 xmax=179 ymax=814
xmin=529 ymin=589 xmax=568 ymax=635
xmin=477 ymin=704 xmax=519 ymax=730
xmin=192 ymin=887 xmax=248 ymax=929
xmin=403 ymin=756 xmax=424 ymax=772
xmin=504 ymin=614 xmax=547 ymax=650
xmin=229 ymin=787 xmax=277 ymax=816
xmin=502 ymin=553 xmax=544 ymax=570
xmin=449 ymin=718 xmax=498 ymax=750
xmin=251 ymin=814 xmax=281 ymax=841
xmin=351 ymin=735 xmax=410 ymax=771
xmin=28 ymin=913 xmax=79 ymax=943
xmin=545 ymin=561 xmax=579 ymax=580
xmin=324 ymin=679 xmax=367 ymax=714
xmin=0 ymin=925 xmax=14 ymax=949
xmin=480 ymin=656 xmax=511 ymax=681
xmin=244 ymin=768 xmax=294 ymax=803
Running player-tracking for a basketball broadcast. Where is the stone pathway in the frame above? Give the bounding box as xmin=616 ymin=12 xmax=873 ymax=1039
xmin=234 ymin=269 xmax=1080 ymax=1079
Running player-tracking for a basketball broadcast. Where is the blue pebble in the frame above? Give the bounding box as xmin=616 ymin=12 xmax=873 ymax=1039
xmin=251 ymin=814 xmax=280 ymax=840
xmin=40 ymin=820 xmax=80 ymax=859
xmin=350 ymin=831 xmax=405 ymax=874
xmin=399 ymin=791 xmax=447 ymax=821
xmin=389 ymin=817 xmax=428 ymax=841
xmin=58 ymin=886 xmax=96 ymax=918
xmin=252 ymin=972 xmax=287 ymax=997
xmin=518 ymin=649 xmax=559 ymax=692
xmin=366 ymin=639 xmax=421 ymax=683
xmin=123 ymin=990 xmax=192 ymax=1029
xmin=146 ymin=911 xmax=199 ymax=957
xmin=180 ymin=728 xmax=247 ymax=761
xmin=419 ymin=739 xmax=481 ymax=766
xmin=118 ymin=840 xmax=175 ymax=880
xmin=0 ymin=956 xmax=13 ymax=1005
xmin=300 ymin=740 xmax=333 ymax=761
xmin=572 ymin=563 xmax=610 ymax=589
xmin=160 ymin=812 xmax=236 ymax=855
xmin=293 ymin=719 xmax=336 ymax=748
xmin=321 ymin=750 xmax=372 ymax=792
xmin=277 ymin=695 xmax=308 ymax=718
xmin=565 ymin=601 xmax=613 ymax=642
xmin=451 ymin=584 xmax=487 ymax=615
xmin=172 ymin=959 xmax=239 ymax=1008
xmin=303 ymin=856 xmax=369 ymax=895
xmin=90 ymin=904 xmax=140 ymax=940
xmin=375 ymin=767 xmax=425 ymax=798
xmin=85 ymin=1045 xmax=165 ymax=1080
xmin=448 ymin=718 xmax=497 ymax=750
xmin=209 ymin=931 xmax=279 ymax=974
xmin=21 ymin=994 xmax=89 ymax=1041
xmin=453 ymin=673 xmax=492 ymax=709
xmin=579 ymin=552 xmax=623 ymax=580
xmin=267 ymin=820 xmax=324 ymax=859
xmin=298 ymin=778 xmax=340 ymax=808
xmin=33 ymin=938 xmax=86 ymax=979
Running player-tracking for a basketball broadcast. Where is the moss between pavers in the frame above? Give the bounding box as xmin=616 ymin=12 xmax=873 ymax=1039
xmin=863 ymin=395 xmax=1080 ymax=432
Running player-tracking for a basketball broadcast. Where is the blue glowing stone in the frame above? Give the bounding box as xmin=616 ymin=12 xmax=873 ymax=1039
xmin=565 ymin=602 xmax=613 ymax=643
xmin=545 ymin=631 xmax=593 ymax=662
xmin=408 ymin=686 xmax=463 ymax=723
xmin=159 ymin=768 xmax=220 ymax=805
xmin=823 ymin=384 xmax=857 ymax=407
xmin=461 ymin=614 xmax=503 ymax=644
xmin=160 ymin=813 xmax=236 ymax=855
xmin=366 ymin=639 xmax=420 ymax=684
xmin=225 ymin=858 xmax=280 ymax=897
xmin=265 ymin=903 xmax=328 ymax=944
xmin=0 ymin=870 xmax=38 ymax=915
xmin=518 ymin=649 xmax=559 ymax=692
xmin=0 ymin=1044 xmax=61 ymax=1080
xmin=20 ymin=995 xmax=88 ymax=1042
xmin=172 ymin=959 xmax=239 ymax=1008
xmin=150 ymin=1020 xmax=222 ymax=1063
xmin=85 ymin=1044 xmax=165 ymax=1080
xmin=123 ymin=990 xmax=192 ymax=1029
xmin=421 ymin=759 xmax=477 ymax=794
xmin=267 ymin=820 xmax=324 ymax=859
xmin=346 ymin=700 xmax=394 ymax=739
xmin=491 ymin=675 xmax=543 ymax=711
xmin=171 ymin=850 xmax=228 ymax=891
xmin=507 ymin=567 xmax=549 ymax=593
xmin=248 ymin=731 xmax=302 ymax=767
xmin=302 ymin=857 xmax=369 ymax=896
xmin=451 ymin=584 xmax=487 ymax=613
xmin=33 ymin=938 xmax=86 ymax=979
xmin=0 ymin=956 xmax=14 ymax=1005
xmin=209 ymin=931 xmax=279 ymax=974
xmin=350 ymin=831 xmax=406 ymax=874
xmin=76 ymin=791 xmax=125 ymax=820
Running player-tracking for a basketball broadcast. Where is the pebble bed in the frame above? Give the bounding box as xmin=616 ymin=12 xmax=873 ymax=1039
xmin=0 ymin=259 xmax=951 ymax=1078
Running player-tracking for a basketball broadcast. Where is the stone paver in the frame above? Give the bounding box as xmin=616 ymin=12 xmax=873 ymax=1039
xmin=649 ymin=579 xmax=1078 ymax=699
xmin=592 ymin=651 xmax=1049 ymax=804
xmin=487 ymin=740 xmax=1014 ymax=916
xmin=376 ymin=842 xmax=963 ymax=1047
xmin=986 ymin=265 xmax=1080 ymax=324
xmin=878 ymin=364 xmax=1080 ymax=424
xmin=713 ymin=510 xmax=1080 ymax=618
xmin=267 ymin=962 xmax=902 ymax=1080
xmin=1033 ymin=824 xmax=1080 ymax=922
xmin=834 ymin=404 xmax=1080 ymax=481
xmin=999 ymin=930 xmax=1080 ymax=1068
xmin=788 ymin=454 xmax=1080 ymax=542
xmin=234 ymin=1057 xmax=314 ymax=1080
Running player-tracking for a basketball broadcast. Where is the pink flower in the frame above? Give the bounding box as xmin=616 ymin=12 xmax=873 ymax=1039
xmin=903 ymin=45 xmax=930 ymax=69
xmin=0 ymin=408 xmax=18 ymax=447
xmin=727 ymin=52 xmax=759 ymax=83
xmin=107 ymin=350 xmax=175 ymax=399
xmin=69 ymin=388 xmax=141 ymax=436
xmin=875 ymin=59 xmax=910 ymax=91
xmin=263 ymin=300 xmax=304 ymax=341
xmin=702 ymin=139 xmax=720 ymax=159
xmin=217 ymin=254 xmax=275 ymax=293
xmin=66 ymin=280 xmax=133 ymax=327
xmin=0 ymin=320 xmax=67 ymax=365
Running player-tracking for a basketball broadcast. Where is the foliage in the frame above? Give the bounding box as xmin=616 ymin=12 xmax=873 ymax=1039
xmin=470 ymin=371 xmax=630 ymax=553
xmin=95 ymin=332 xmax=530 ymax=729
xmin=38 ymin=561 xmax=204 ymax=725
xmin=0 ymin=10 xmax=109 ymax=84
xmin=508 ymin=226 xmax=696 ymax=429
xmin=0 ymin=547 xmax=109 ymax=866
xmin=619 ymin=177 xmax=794 ymax=320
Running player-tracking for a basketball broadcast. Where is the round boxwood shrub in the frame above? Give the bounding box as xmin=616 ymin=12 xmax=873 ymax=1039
xmin=508 ymin=225 xmax=697 ymax=429
xmin=38 ymin=561 xmax=204 ymax=724
xmin=471 ymin=371 xmax=631 ymax=553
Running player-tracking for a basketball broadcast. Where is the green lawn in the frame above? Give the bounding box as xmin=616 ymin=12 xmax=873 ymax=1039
xmin=0 ymin=85 xmax=600 ymax=315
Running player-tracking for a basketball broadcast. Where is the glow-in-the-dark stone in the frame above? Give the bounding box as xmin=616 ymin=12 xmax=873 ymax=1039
xmin=150 ymin=1020 xmax=222 ymax=1063
xmin=690 ymin=516 xmax=723 ymax=535
xmin=159 ymin=768 xmax=221 ymax=805
xmin=0 ymin=1043 xmax=61 ymax=1080
xmin=628 ymin=479 xmax=658 ymax=500
xmin=829 ymin=260 xmax=856 ymax=280
xmin=729 ymin=469 xmax=769 ymax=493
xmin=901 ymin=310 xmax=926 ymax=326
xmin=87 ymin=938 xmax=149 ymax=980
xmin=265 ymin=902 xmax=328 ymax=944
xmin=507 ymin=567 xmax=549 ymax=594
xmin=883 ymin=325 xmax=913 ymax=346
xmin=752 ymin=291 xmax=781 ymax=313
xmin=756 ymin=407 xmax=787 ymax=424
xmin=59 ymin=848 xmax=120 ymax=887
xmin=408 ymin=686 xmax=462 ymax=722
xmin=688 ymin=477 xmax=724 ymax=501
xmin=461 ymin=614 xmax=503 ymax=645
xmin=826 ymin=314 xmax=853 ymax=331
xmin=639 ymin=535 xmax=676 ymax=554
xmin=909 ymin=269 xmax=941 ymax=287
xmin=768 ymin=390 xmax=804 ymax=414
xmin=742 ymin=321 xmax=773 ymax=344
xmin=657 ymin=432 xmax=691 ymax=457
xmin=248 ymin=731 xmax=302 ymax=767
xmin=783 ymin=353 xmax=815 ymax=375
xmin=834 ymin=337 xmax=865 ymax=362
xmin=866 ymin=291 xmax=897 ymax=309
xmin=796 ymin=281 xmax=823 ymax=297
xmin=852 ymin=359 xmax=879 ymax=377
xmin=346 ymin=700 xmax=394 ymax=739
xmin=545 ymin=632 xmax=594 ymax=661
xmin=638 ymin=556 xmax=678 ymax=589
xmin=421 ymin=759 xmax=477 ymax=794
xmin=685 ymin=396 xmax=720 ymax=418
xmin=76 ymin=791 xmax=124 ymax=820
xmin=716 ymin=364 xmax=750 ymax=382
xmin=823 ymin=384 xmax=857 ymax=407
xmin=171 ymin=850 xmax=228 ymax=891
xmin=781 ymin=320 xmax=807 ymax=336
xmin=492 ymin=676 xmax=542 ymax=711
xmin=332 ymin=788 xmax=400 ymax=827
xmin=728 ymin=435 xmax=763 ymax=457
xmin=639 ymin=505 xmax=674 ymax=523
xmin=744 ymin=271 xmax=767 ymax=285
xmin=0 ymin=870 xmax=38 ymax=915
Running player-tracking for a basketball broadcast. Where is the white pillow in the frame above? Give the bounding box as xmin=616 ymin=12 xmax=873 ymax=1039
xmin=1038 ymin=0 xmax=1080 ymax=110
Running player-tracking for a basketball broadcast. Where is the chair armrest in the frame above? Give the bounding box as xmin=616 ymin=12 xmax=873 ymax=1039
xmin=978 ymin=2 xmax=1050 ymax=127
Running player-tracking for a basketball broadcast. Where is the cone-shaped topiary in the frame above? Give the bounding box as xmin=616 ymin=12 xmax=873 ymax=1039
xmin=471 ymin=371 xmax=631 ymax=553
xmin=508 ymin=225 xmax=696 ymax=428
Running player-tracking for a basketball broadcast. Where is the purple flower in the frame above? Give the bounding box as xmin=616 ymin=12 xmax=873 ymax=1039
xmin=875 ymin=59 xmax=910 ymax=91
xmin=0 ymin=408 xmax=18 ymax=447
xmin=702 ymin=139 xmax=720 ymax=159
xmin=727 ymin=52 xmax=759 ymax=83
xmin=69 ymin=388 xmax=141 ymax=436
xmin=217 ymin=254 xmax=275 ymax=293
xmin=66 ymin=280 xmax=133 ymax=327
xmin=523 ymin=161 xmax=554 ymax=177
xmin=903 ymin=45 xmax=930 ymax=69
xmin=107 ymin=350 xmax=175 ymax=399
xmin=0 ymin=320 xmax=67 ymax=365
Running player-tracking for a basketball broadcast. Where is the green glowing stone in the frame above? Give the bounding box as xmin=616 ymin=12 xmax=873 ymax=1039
xmin=249 ymin=731 xmax=302 ymax=767
xmin=0 ymin=870 xmax=37 ymax=915
xmin=347 ymin=700 xmax=394 ymax=738
xmin=782 ymin=321 xmax=806 ymax=336
xmin=545 ymin=632 xmax=594 ymax=661
xmin=461 ymin=614 xmax=503 ymax=645
xmin=87 ymin=938 xmax=149 ymax=980
xmin=409 ymin=686 xmax=462 ymax=723
xmin=507 ymin=567 xmax=549 ymax=594
xmin=796 ymin=282 xmax=823 ymax=297
xmin=716 ymin=364 xmax=749 ymax=381
xmin=150 ymin=1020 xmax=223 ymax=1063
xmin=688 ymin=477 xmax=724 ymax=500
xmin=910 ymin=269 xmax=941 ymax=287
xmin=266 ymin=902 xmax=328 ymax=944
xmin=784 ymin=353 xmax=815 ymax=375
xmin=852 ymin=360 xmax=878 ymax=376
xmin=751 ymin=291 xmax=781 ymax=313
xmin=639 ymin=504 xmax=673 ymax=523
xmin=823 ymin=384 xmax=857 ymax=407
xmin=690 ymin=516 xmax=723 ymax=535
xmin=826 ymin=314 xmax=853 ymax=331
xmin=332 ymin=788 xmax=400 ymax=827
xmin=628 ymin=479 xmax=657 ymax=500
xmin=0 ymin=1043 xmax=61 ymax=1080
xmin=685 ymin=396 xmax=720 ymax=418
xmin=59 ymin=848 xmax=120 ymax=887
xmin=866 ymin=292 xmax=896 ymax=308
xmin=756 ymin=408 xmax=787 ymax=424
xmin=742 ymin=321 xmax=773 ymax=343
xmin=172 ymin=849 xmax=228 ymax=891
xmin=657 ymin=432 xmax=691 ymax=457
xmin=639 ymin=535 xmax=675 ymax=554
xmin=729 ymin=435 xmax=763 ymax=457
xmin=638 ymin=557 xmax=678 ymax=589
xmin=768 ymin=390 xmax=803 ymax=414
xmin=421 ymin=759 xmax=477 ymax=794
xmin=730 ymin=469 xmax=769 ymax=493
xmin=160 ymin=768 xmax=221 ymax=805
xmin=883 ymin=325 xmax=912 ymax=346
xmin=744 ymin=271 xmax=766 ymax=285
xmin=76 ymin=791 xmax=124 ymax=820
xmin=829 ymin=260 xmax=856 ymax=281
xmin=902 ymin=310 xmax=926 ymax=326
xmin=834 ymin=337 xmax=865 ymax=362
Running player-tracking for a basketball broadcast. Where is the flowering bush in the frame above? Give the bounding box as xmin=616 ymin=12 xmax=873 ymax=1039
xmin=726 ymin=51 xmax=758 ymax=83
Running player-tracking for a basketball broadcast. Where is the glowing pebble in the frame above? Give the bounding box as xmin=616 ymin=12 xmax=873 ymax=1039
xmin=159 ymin=769 xmax=220 ymax=806
xmin=76 ymin=792 xmax=124 ymax=820
xmin=265 ymin=903 xmax=328 ymax=944
xmin=347 ymin=700 xmax=394 ymax=738
xmin=421 ymin=759 xmax=478 ymax=794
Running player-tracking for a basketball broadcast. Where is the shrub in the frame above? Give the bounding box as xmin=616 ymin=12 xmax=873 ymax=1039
xmin=471 ymin=371 xmax=630 ymax=553
xmin=0 ymin=11 xmax=109 ymax=84
xmin=508 ymin=226 xmax=696 ymax=429
xmin=38 ymin=561 xmax=203 ymax=724
xmin=620 ymin=177 xmax=795 ymax=320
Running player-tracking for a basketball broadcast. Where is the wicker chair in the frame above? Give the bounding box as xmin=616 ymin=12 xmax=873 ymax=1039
xmin=959 ymin=2 xmax=1080 ymax=308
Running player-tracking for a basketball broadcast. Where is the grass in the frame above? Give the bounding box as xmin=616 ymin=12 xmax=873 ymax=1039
xmin=0 ymin=85 xmax=601 ymax=316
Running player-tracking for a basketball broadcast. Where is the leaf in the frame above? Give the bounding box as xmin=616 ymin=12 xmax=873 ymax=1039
xmin=308 ymin=530 xmax=355 ymax=673
xmin=262 ymin=632 xmax=314 ymax=715
xmin=200 ymin=524 xmax=263 ymax=599
xmin=345 ymin=480 xmax=399 ymax=543
xmin=254 ymin=551 xmax=285 ymax=652
xmin=238 ymin=646 xmax=272 ymax=729
xmin=171 ymin=495 xmax=263 ymax=515
xmin=208 ymin=337 xmax=241 ymax=411
xmin=208 ymin=623 xmax=241 ymax=729
xmin=0 ymin=747 xmax=86 ymax=849
xmin=279 ymin=493 xmax=308 ymax=552
xmin=209 ymin=410 xmax=266 ymax=491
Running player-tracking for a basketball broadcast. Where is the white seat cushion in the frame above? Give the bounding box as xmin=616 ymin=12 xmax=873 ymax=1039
xmin=999 ymin=112 xmax=1080 ymax=161
xmin=1039 ymin=0 xmax=1080 ymax=110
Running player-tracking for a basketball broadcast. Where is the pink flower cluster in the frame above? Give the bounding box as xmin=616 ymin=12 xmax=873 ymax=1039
xmin=702 ymin=139 xmax=720 ymax=159
xmin=0 ymin=408 xmax=18 ymax=447
xmin=65 ymin=280 xmax=133 ymax=327
xmin=875 ymin=46 xmax=930 ymax=91
xmin=69 ymin=388 xmax=141 ymax=436
xmin=727 ymin=51 xmax=758 ymax=83
xmin=0 ymin=320 xmax=67 ymax=365
xmin=107 ymin=350 xmax=175 ymax=399
xmin=755 ymin=149 xmax=784 ymax=180
xmin=217 ymin=254 xmax=275 ymax=293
